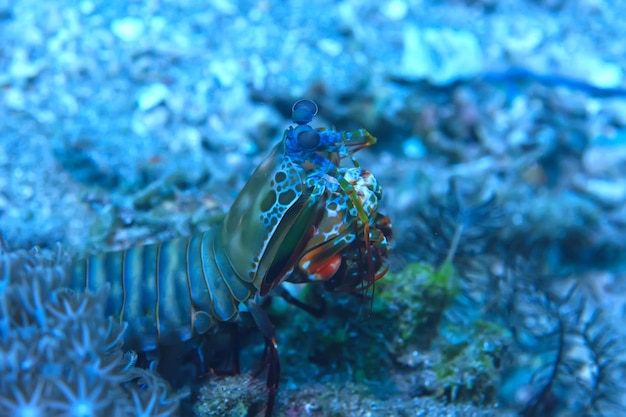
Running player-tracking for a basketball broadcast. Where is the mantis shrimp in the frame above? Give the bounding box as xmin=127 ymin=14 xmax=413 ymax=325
xmin=71 ymin=99 xmax=392 ymax=416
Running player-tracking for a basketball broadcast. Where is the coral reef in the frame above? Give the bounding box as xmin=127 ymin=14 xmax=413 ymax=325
xmin=0 ymin=240 xmax=181 ymax=416
xmin=193 ymin=374 xmax=266 ymax=417
xmin=2 ymin=2 xmax=626 ymax=416
xmin=388 ymin=177 xmax=626 ymax=417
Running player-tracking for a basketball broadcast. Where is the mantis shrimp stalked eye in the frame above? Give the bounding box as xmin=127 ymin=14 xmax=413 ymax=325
xmin=71 ymin=99 xmax=392 ymax=417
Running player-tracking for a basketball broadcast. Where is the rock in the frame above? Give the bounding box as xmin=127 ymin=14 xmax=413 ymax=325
xmin=403 ymin=136 xmax=427 ymax=158
xmin=380 ymin=0 xmax=408 ymax=21
xmin=210 ymin=0 xmax=237 ymax=15
xmin=573 ymin=177 xmax=626 ymax=207
xmin=9 ymin=49 xmax=44 ymax=80
xmin=110 ymin=17 xmax=145 ymax=42
xmin=583 ymin=133 xmax=626 ymax=176
xmin=583 ymin=56 xmax=623 ymax=89
xmin=4 ymin=88 xmax=26 ymax=110
xmin=396 ymin=24 xmax=483 ymax=85
xmin=208 ymin=58 xmax=241 ymax=88
xmin=132 ymin=106 xmax=170 ymax=135
xmin=317 ymin=38 xmax=343 ymax=57
xmin=137 ymin=83 xmax=171 ymax=111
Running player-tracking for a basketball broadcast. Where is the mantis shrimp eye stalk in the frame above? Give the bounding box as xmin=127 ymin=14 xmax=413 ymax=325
xmin=292 ymin=99 xmax=318 ymax=125
xmin=291 ymin=100 xmax=322 ymax=150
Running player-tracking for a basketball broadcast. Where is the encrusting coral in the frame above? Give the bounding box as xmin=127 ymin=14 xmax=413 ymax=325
xmin=0 ymin=239 xmax=181 ymax=417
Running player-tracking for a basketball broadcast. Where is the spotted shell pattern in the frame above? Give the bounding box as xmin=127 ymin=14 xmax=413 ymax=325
xmin=259 ymin=158 xmax=305 ymax=230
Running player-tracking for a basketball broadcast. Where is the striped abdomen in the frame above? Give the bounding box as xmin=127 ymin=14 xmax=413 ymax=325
xmin=71 ymin=228 xmax=255 ymax=351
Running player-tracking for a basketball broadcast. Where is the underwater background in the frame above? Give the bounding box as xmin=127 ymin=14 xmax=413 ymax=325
xmin=2 ymin=0 xmax=626 ymax=416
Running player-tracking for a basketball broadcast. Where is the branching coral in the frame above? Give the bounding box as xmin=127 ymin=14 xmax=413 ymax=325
xmin=456 ymin=252 xmax=626 ymax=416
xmin=395 ymin=177 xmax=504 ymax=272
xmin=508 ymin=278 xmax=626 ymax=417
xmin=0 ymin=239 xmax=181 ymax=417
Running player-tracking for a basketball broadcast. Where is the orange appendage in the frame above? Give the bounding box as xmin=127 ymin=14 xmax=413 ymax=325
xmin=304 ymin=253 xmax=342 ymax=281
